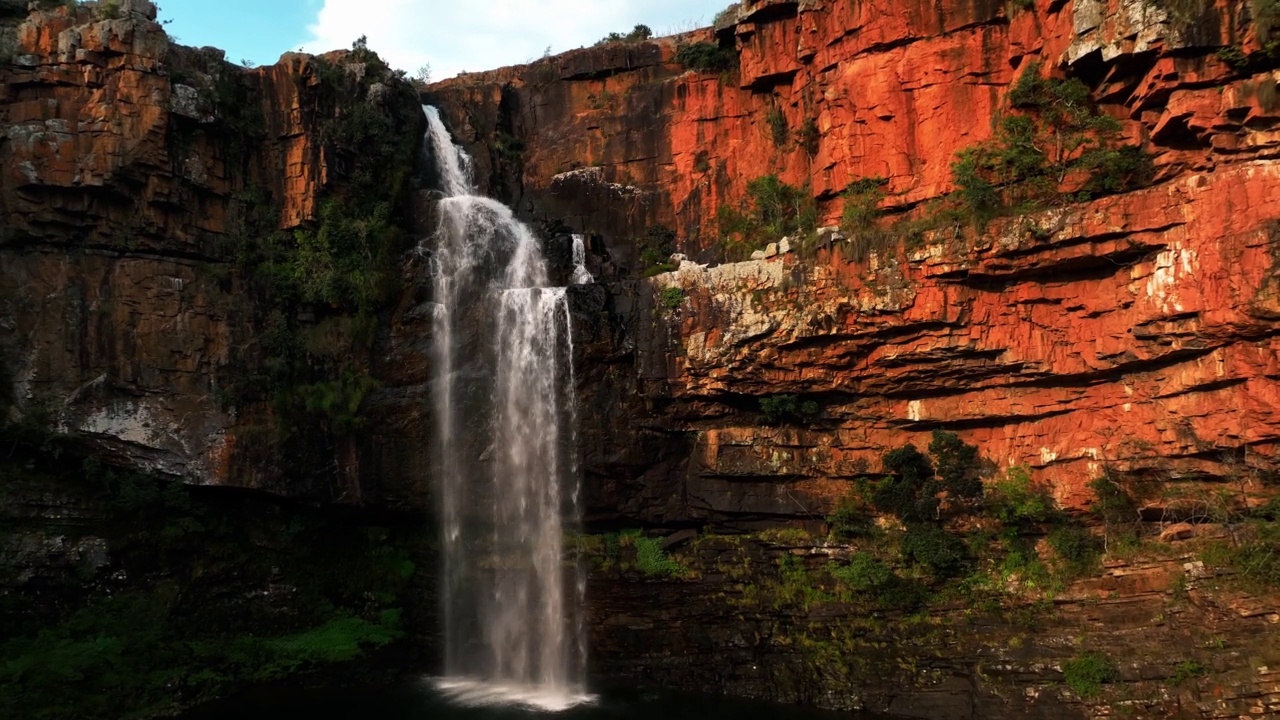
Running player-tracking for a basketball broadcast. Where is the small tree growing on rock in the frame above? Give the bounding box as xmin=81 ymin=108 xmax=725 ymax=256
xmin=929 ymin=430 xmax=984 ymax=500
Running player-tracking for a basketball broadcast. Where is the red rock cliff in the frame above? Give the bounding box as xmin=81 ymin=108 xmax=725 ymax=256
xmin=0 ymin=0 xmax=425 ymax=505
xmin=429 ymin=0 xmax=1280 ymax=519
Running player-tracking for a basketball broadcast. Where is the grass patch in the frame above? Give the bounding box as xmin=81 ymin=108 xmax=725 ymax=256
xmin=630 ymin=533 xmax=687 ymax=577
xmin=659 ymin=287 xmax=686 ymax=310
xmin=1062 ymin=651 xmax=1118 ymax=698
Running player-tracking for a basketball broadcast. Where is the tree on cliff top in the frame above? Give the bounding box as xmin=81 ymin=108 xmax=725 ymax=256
xmin=596 ymin=24 xmax=653 ymax=46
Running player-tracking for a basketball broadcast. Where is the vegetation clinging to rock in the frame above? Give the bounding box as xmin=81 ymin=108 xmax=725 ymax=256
xmin=952 ymin=62 xmax=1153 ymax=226
xmin=674 ymin=41 xmax=737 ymax=73
xmin=759 ymin=394 xmax=820 ymax=426
xmin=596 ymin=24 xmax=653 ymax=46
xmin=716 ymin=174 xmax=818 ymax=259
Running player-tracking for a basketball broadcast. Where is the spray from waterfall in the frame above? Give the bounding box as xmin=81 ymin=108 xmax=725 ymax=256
xmin=424 ymin=105 xmax=590 ymax=710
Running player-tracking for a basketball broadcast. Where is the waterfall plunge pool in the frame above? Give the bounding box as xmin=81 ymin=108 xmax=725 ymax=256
xmin=179 ymin=678 xmax=884 ymax=719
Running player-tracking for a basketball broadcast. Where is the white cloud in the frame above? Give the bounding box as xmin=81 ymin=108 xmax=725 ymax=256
xmin=299 ymin=0 xmax=729 ymax=79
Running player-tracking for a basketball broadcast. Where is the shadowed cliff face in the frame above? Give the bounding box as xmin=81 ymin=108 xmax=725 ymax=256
xmin=428 ymin=0 xmax=1280 ymax=525
xmin=0 ymin=1 xmax=426 ymax=507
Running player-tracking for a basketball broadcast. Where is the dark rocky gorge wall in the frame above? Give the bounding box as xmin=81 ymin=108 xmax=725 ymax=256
xmin=0 ymin=0 xmax=1279 ymax=718
xmin=428 ymin=0 xmax=1280 ymax=716
xmin=0 ymin=1 xmax=437 ymax=717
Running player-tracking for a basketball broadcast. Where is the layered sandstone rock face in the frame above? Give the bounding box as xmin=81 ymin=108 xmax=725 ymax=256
xmin=429 ymin=0 xmax=1280 ymax=522
xmin=0 ymin=1 xmax=424 ymax=503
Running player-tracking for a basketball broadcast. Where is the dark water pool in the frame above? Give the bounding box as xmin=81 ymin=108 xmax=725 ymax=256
xmin=181 ymin=678 xmax=875 ymax=719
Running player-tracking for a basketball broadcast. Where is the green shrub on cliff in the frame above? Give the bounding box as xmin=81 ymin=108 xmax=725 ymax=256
xmin=637 ymin=225 xmax=678 ymax=273
xmin=929 ymin=430 xmax=984 ymax=500
xmin=829 ymin=552 xmax=893 ymax=593
xmin=759 ymin=394 xmax=820 ymax=426
xmin=596 ymin=24 xmax=652 ymax=45
xmin=988 ymin=465 xmax=1056 ymax=526
xmin=1047 ymin=524 xmax=1102 ymax=577
xmin=717 ymin=174 xmax=818 ymax=259
xmin=1200 ymin=520 xmax=1280 ymax=591
xmin=1062 ymin=651 xmax=1118 ymax=698
xmin=766 ymin=106 xmax=789 ymax=147
xmin=952 ymin=63 xmax=1152 ymax=225
xmin=840 ymin=177 xmax=890 ymax=261
xmin=214 ymin=38 xmax=420 ymax=447
xmin=674 ymin=41 xmax=737 ymax=73
xmin=901 ymin=524 xmax=971 ymax=578
xmin=659 ymin=286 xmax=687 ymax=310
xmin=623 ymin=532 xmax=687 ymax=577
xmin=827 ymin=485 xmax=876 ymax=539
xmin=872 ymin=444 xmax=940 ymax=522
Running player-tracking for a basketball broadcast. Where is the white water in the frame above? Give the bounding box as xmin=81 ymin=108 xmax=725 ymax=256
xmin=570 ymin=234 xmax=593 ymax=285
xmin=424 ymin=106 xmax=590 ymax=711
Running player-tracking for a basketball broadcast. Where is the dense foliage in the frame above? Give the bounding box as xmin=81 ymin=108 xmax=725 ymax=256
xmin=214 ymin=38 xmax=421 ymax=453
xmin=0 ymin=438 xmax=419 ymax=719
xmin=759 ymin=394 xmax=821 ymax=426
xmin=597 ymin=24 xmax=653 ymax=45
xmin=952 ymin=63 xmax=1152 ymax=225
xmin=674 ymin=41 xmax=737 ymax=73
xmin=716 ymin=175 xmax=818 ymax=259
xmin=637 ymin=225 xmax=678 ymax=276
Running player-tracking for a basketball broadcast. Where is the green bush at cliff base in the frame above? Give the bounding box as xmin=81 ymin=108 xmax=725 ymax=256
xmin=0 ymin=594 xmax=404 ymax=720
xmin=901 ymin=524 xmax=971 ymax=578
xmin=829 ymin=552 xmax=893 ymax=593
xmin=773 ymin=554 xmax=831 ymax=610
xmin=1047 ymin=524 xmax=1102 ymax=578
xmin=988 ymin=465 xmax=1057 ymax=526
xmin=827 ymin=485 xmax=875 ymax=539
xmin=1062 ymin=651 xmax=1118 ymax=698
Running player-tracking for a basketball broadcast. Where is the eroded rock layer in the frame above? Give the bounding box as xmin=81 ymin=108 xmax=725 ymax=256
xmin=429 ymin=0 xmax=1280 ymax=522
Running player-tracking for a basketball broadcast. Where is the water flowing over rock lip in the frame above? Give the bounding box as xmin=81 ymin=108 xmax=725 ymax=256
xmin=429 ymin=677 xmax=597 ymax=712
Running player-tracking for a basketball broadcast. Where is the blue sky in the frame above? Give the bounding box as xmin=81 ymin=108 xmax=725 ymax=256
xmin=158 ymin=0 xmax=732 ymax=79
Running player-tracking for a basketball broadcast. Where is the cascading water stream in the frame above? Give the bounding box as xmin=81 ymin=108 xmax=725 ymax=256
xmin=424 ymin=106 xmax=590 ymax=711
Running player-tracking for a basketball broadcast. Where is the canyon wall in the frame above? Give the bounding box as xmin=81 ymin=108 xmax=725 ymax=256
xmin=0 ymin=5 xmax=436 ymax=716
xmin=1 ymin=0 xmax=1278 ymax=716
xmin=429 ymin=0 xmax=1280 ymax=524
xmin=0 ymin=0 xmax=427 ymax=507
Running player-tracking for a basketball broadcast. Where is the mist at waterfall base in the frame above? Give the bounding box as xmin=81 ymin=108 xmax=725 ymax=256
xmin=180 ymin=680 xmax=881 ymax=719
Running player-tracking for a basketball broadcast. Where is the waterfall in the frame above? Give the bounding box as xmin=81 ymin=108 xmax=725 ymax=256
xmin=424 ymin=106 xmax=590 ymax=710
xmin=570 ymin=234 xmax=593 ymax=285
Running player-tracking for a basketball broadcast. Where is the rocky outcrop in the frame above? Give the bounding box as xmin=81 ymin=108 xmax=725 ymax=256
xmin=0 ymin=1 xmax=425 ymax=504
xmin=429 ymin=0 xmax=1280 ymax=522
